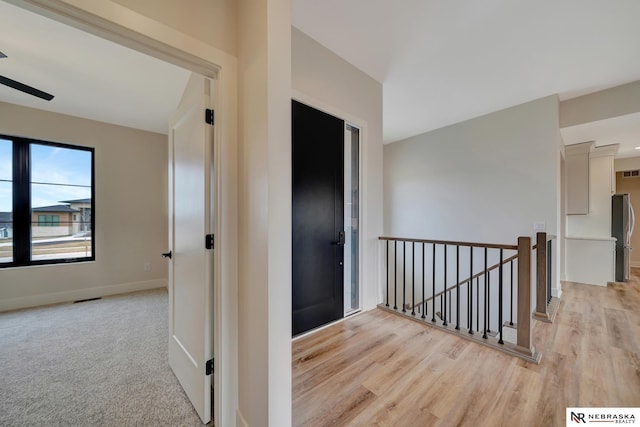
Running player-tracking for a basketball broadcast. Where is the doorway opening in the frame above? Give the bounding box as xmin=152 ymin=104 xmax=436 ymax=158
xmin=292 ymin=100 xmax=361 ymax=336
xmin=1 ymin=2 xmax=226 ymax=425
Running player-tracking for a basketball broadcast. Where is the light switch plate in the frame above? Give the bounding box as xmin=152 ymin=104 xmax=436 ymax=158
xmin=533 ymin=222 xmax=546 ymax=231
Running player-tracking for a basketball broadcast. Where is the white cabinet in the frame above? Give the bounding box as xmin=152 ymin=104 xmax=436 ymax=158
xmin=564 ymin=143 xmax=619 ymax=286
xmin=565 ymin=142 xmax=593 ymax=215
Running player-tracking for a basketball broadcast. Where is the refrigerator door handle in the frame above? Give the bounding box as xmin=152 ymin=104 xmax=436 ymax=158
xmin=630 ymin=203 xmax=636 ymax=239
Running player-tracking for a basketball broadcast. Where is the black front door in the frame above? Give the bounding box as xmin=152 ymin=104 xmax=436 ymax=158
xmin=292 ymin=100 xmax=344 ymax=336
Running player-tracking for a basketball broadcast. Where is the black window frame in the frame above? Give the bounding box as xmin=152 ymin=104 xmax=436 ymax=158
xmin=0 ymin=134 xmax=95 ymax=268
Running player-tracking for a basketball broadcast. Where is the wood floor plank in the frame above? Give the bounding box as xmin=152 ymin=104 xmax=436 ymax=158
xmin=292 ymin=273 xmax=640 ymax=427
xmin=296 ymin=385 xmax=378 ymax=427
xmin=604 ymin=307 xmax=638 ymax=353
xmin=293 ymin=329 xmax=399 ymax=399
xmin=610 ymin=347 xmax=640 ymax=407
xmin=355 ymin=351 xmax=454 ymax=426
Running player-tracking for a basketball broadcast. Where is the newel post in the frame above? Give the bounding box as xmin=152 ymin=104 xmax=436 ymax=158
xmin=533 ymin=232 xmax=550 ymax=322
xmin=515 ymin=236 xmax=539 ymax=361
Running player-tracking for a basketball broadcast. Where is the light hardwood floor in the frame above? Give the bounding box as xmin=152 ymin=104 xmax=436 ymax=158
xmin=292 ymin=271 xmax=640 ymax=426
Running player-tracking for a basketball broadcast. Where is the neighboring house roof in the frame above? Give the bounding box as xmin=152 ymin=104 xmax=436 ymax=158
xmin=59 ymin=198 xmax=91 ymax=204
xmin=0 ymin=212 xmax=12 ymax=223
xmin=32 ymin=205 xmax=78 ymax=213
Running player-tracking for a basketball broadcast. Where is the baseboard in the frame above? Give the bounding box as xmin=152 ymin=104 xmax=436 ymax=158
xmin=0 ymin=279 xmax=167 ymax=312
xmin=631 ymin=261 xmax=640 ymax=268
xmin=236 ymin=409 xmax=249 ymax=427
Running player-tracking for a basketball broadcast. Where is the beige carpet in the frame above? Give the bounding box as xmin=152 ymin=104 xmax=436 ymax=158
xmin=0 ymin=288 xmax=205 ymax=426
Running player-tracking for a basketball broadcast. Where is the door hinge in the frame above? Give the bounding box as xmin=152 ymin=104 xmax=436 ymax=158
xmin=205 ymin=109 xmax=214 ymax=125
xmin=205 ymin=234 xmax=214 ymax=250
xmin=206 ymin=358 xmax=214 ymax=375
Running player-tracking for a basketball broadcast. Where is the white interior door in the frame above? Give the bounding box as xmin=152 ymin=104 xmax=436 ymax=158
xmin=167 ymin=74 xmax=214 ymax=424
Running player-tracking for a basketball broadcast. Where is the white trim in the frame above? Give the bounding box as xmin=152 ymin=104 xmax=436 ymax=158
xmin=565 ymin=236 xmax=617 ymax=241
xmin=4 ymin=2 xmax=238 ymax=425
xmin=0 ymin=279 xmax=167 ymax=312
xmin=6 ymin=0 xmax=223 ymax=78
xmin=590 ymin=144 xmax=619 ymax=158
xmin=631 ymin=261 xmax=640 ymax=268
xmin=292 ymin=309 xmax=367 ymax=342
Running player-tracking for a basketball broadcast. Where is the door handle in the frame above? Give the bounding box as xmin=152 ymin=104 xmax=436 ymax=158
xmin=161 ymin=250 xmax=172 ymax=259
xmin=332 ymin=231 xmax=345 ymax=246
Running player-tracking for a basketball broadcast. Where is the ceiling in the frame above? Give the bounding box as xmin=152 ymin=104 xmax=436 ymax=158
xmin=0 ymin=0 xmax=190 ymax=135
xmin=560 ymin=112 xmax=640 ymax=159
xmin=1 ymin=1 xmax=639 ymax=152
xmin=292 ymin=0 xmax=640 ymax=147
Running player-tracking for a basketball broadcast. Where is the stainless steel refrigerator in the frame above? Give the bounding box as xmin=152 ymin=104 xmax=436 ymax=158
xmin=612 ymin=193 xmax=635 ymax=282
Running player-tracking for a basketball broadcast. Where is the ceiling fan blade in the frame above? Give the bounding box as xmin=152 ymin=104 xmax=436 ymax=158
xmin=0 ymin=75 xmax=54 ymax=101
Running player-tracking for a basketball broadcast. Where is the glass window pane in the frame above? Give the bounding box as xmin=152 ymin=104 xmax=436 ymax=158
xmin=0 ymin=138 xmax=11 ymax=181
xmin=344 ymin=126 xmax=359 ymax=314
xmin=30 ymin=144 xmax=92 ymax=262
xmin=0 ymin=139 xmax=12 ymax=263
xmin=31 ymin=183 xmax=91 ymax=214
xmin=0 ymin=182 xmax=12 ymax=263
xmin=31 ymin=144 xmax=92 ymax=186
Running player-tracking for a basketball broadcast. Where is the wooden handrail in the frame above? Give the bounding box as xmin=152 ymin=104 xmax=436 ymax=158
xmin=379 ymin=236 xmax=518 ymax=251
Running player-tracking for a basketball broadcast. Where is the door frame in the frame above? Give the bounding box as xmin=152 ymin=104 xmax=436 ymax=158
xmin=8 ymin=1 xmax=237 ymax=424
xmin=291 ymin=91 xmax=365 ymax=322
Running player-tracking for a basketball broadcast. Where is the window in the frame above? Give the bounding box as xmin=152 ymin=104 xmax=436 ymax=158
xmin=0 ymin=134 xmax=94 ymax=267
xmin=344 ymin=124 xmax=360 ymax=315
xmin=38 ymin=215 xmax=60 ymax=227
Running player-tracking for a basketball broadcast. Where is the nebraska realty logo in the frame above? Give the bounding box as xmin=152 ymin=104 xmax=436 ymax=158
xmin=567 ymin=408 xmax=638 ymax=425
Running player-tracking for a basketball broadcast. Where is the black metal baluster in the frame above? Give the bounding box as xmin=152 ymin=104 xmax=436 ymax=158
xmin=411 ymin=242 xmax=415 ymax=316
xmin=402 ymin=241 xmax=406 ymax=312
xmin=469 ymin=246 xmax=473 ymax=334
xmin=432 ymin=243 xmax=436 ymax=323
xmin=455 ymin=245 xmax=460 ymax=330
xmin=483 ymin=247 xmax=488 ymax=339
xmin=487 ymin=270 xmax=491 ymax=333
xmin=476 ymin=276 xmax=480 ymax=332
xmin=510 ymin=260 xmax=514 ymax=326
xmin=547 ymin=239 xmax=552 ymax=304
xmin=443 ymin=244 xmax=447 ymax=326
xmin=422 ymin=242 xmax=426 ymax=319
xmin=385 ymin=240 xmax=389 ymax=307
xmin=394 ymin=240 xmax=397 ymax=310
xmin=498 ymin=249 xmax=504 ymax=345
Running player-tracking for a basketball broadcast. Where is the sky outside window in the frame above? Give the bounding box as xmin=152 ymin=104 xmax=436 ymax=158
xmin=0 ymin=139 xmax=12 ymax=213
xmin=30 ymin=144 xmax=92 ymax=208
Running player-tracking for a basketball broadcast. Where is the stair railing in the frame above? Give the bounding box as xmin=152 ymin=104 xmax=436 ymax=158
xmin=379 ymin=234 xmax=543 ymax=363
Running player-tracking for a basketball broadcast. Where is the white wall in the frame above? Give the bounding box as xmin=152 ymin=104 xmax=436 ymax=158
xmin=291 ymin=28 xmax=384 ymax=311
xmin=559 ymin=80 xmax=640 ymax=128
xmin=615 ymin=156 xmax=640 ymax=172
xmin=384 ymin=95 xmax=560 ymax=244
xmin=0 ymin=102 xmax=168 ymax=310
xmin=384 ymin=95 xmax=561 ymax=297
xmin=237 ymin=0 xmax=291 ymax=426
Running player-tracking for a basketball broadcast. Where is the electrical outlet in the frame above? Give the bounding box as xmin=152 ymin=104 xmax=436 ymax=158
xmin=144 ymin=262 xmax=151 ymax=272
